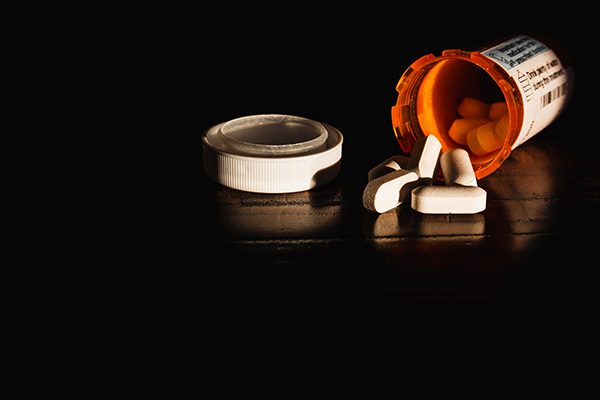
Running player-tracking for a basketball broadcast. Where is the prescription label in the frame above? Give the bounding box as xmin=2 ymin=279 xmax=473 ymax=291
xmin=481 ymin=35 xmax=572 ymax=149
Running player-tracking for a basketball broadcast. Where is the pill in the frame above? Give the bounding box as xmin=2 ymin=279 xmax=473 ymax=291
xmin=488 ymin=101 xmax=508 ymax=120
xmin=457 ymin=97 xmax=491 ymax=119
xmin=494 ymin=112 xmax=509 ymax=140
xmin=440 ymin=148 xmax=478 ymax=187
xmin=448 ymin=117 xmax=492 ymax=145
xmin=467 ymin=120 xmax=504 ymax=156
xmin=363 ymin=169 xmax=419 ymax=213
xmin=367 ymin=155 xmax=410 ymax=181
xmin=411 ymin=186 xmax=487 ymax=214
xmin=407 ymin=135 xmax=442 ymax=185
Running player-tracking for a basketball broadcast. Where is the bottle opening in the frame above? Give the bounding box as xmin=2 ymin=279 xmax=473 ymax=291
xmin=415 ymin=58 xmax=508 ymax=163
xmin=393 ymin=50 xmax=523 ymax=178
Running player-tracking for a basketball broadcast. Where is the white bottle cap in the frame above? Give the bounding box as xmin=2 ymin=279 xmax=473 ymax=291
xmin=202 ymin=114 xmax=343 ymax=193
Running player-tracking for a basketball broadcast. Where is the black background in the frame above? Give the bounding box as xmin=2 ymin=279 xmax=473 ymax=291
xmin=9 ymin=3 xmax=598 ymax=373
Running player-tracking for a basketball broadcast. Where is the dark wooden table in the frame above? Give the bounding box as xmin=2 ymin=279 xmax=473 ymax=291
xmin=15 ymin=9 xmax=598 ymax=364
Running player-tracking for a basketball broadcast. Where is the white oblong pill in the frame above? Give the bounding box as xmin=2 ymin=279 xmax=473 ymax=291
xmin=440 ymin=148 xmax=478 ymax=187
xmin=367 ymin=155 xmax=410 ymax=181
xmin=407 ymin=135 xmax=442 ymax=185
xmin=363 ymin=169 xmax=419 ymax=213
xmin=411 ymin=186 xmax=486 ymax=214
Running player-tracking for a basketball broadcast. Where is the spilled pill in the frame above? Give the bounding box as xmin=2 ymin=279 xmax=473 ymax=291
xmin=363 ymin=169 xmax=419 ymax=213
xmin=440 ymin=148 xmax=477 ymax=187
xmin=364 ymin=129 xmax=488 ymax=215
xmin=368 ymin=155 xmax=410 ymax=181
xmin=411 ymin=146 xmax=486 ymax=214
xmin=407 ymin=135 xmax=442 ymax=185
xmin=411 ymin=186 xmax=487 ymax=214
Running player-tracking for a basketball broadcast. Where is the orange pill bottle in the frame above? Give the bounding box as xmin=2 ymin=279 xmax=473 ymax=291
xmin=391 ymin=33 xmax=574 ymax=178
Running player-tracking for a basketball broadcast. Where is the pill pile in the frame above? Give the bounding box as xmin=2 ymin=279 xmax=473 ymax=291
xmin=363 ymin=135 xmax=486 ymax=214
xmin=448 ymin=97 xmax=509 ymax=156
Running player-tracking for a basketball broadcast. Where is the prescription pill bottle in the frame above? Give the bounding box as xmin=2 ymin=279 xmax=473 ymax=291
xmin=392 ymin=33 xmax=574 ymax=178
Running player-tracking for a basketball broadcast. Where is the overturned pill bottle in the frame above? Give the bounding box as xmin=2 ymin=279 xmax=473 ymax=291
xmin=392 ymin=33 xmax=574 ymax=178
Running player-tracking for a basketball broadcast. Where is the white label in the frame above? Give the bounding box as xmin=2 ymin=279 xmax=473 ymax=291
xmin=481 ymin=35 xmax=571 ymax=149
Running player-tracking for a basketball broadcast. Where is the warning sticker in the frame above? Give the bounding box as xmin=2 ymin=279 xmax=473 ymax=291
xmin=480 ymin=35 xmax=572 ymax=149
xmin=481 ymin=35 xmax=549 ymax=71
